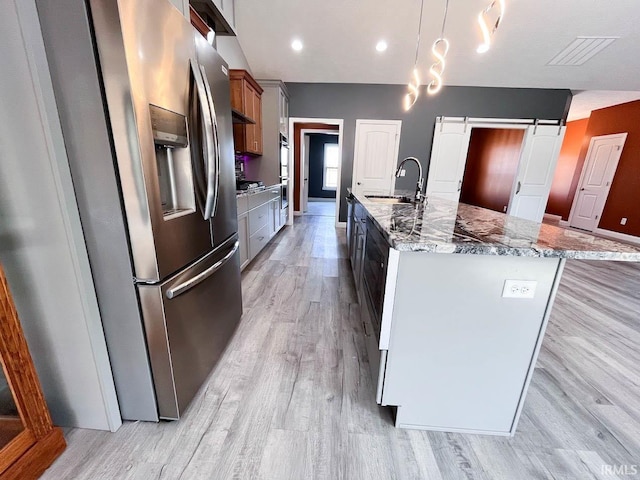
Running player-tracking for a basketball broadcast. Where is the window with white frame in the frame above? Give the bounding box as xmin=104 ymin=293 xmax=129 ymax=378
xmin=323 ymin=144 xmax=339 ymax=190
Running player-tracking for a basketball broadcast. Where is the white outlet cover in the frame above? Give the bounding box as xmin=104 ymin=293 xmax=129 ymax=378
xmin=502 ymin=280 xmax=537 ymax=299
xmin=621 ymin=217 xmax=628 ymax=225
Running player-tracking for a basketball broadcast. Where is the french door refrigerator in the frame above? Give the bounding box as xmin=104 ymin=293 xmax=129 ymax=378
xmin=37 ymin=0 xmax=242 ymax=420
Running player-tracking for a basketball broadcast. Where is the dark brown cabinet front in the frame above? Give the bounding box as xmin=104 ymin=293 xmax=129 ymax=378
xmin=362 ymin=218 xmax=389 ymax=341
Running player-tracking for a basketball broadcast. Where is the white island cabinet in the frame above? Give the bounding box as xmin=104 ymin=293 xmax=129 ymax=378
xmin=348 ymin=193 xmax=640 ymax=436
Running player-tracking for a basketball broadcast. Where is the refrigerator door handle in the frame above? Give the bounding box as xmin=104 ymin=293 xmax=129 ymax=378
xmin=199 ymin=65 xmax=220 ymax=219
xmin=166 ymin=241 xmax=239 ymax=299
xmin=190 ymin=60 xmax=216 ymax=220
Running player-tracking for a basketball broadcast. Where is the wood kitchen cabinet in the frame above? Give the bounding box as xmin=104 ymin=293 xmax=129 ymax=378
xmin=230 ymin=70 xmax=263 ymax=155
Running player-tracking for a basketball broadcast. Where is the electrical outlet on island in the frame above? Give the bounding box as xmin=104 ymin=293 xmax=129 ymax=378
xmin=502 ymin=280 xmax=537 ymax=299
xmin=621 ymin=217 xmax=628 ymax=225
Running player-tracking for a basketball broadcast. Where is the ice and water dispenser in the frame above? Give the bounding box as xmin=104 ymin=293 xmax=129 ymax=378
xmin=150 ymin=104 xmax=195 ymax=219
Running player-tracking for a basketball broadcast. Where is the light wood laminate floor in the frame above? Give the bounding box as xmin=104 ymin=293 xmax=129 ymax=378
xmin=303 ymin=200 xmax=336 ymax=217
xmin=42 ymin=215 xmax=640 ymax=480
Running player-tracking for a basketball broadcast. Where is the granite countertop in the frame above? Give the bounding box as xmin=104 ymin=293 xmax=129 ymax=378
xmin=353 ymin=193 xmax=640 ymax=261
xmin=236 ymin=184 xmax=280 ymax=198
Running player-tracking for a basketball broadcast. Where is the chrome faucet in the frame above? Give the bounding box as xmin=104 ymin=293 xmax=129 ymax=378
xmin=395 ymin=157 xmax=424 ymax=203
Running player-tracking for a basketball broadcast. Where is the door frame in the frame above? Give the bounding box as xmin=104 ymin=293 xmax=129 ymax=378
xmin=567 ymin=132 xmax=628 ymax=232
xmin=427 ymin=117 xmax=563 ymax=212
xmin=289 ymin=118 xmax=345 ymax=227
xmin=300 ymin=128 xmax=340 ymax=213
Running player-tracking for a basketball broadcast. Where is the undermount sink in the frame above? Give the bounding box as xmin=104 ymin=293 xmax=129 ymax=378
xmin=365 ymin=195 xmax=414 ymax=205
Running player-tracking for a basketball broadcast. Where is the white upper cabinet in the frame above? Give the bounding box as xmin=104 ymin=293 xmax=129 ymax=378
xmin=215 ymin=0 xmax=235 ymax=31
xmin=279 ymin=87 xmax=289 ymax=138
xmin=191 ymin=0 xmax=236 ymax=34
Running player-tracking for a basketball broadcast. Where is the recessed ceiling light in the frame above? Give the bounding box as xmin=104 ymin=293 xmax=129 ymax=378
xmin=376 ymin=40 xmax=388 ymax=52
xmin=291 ymin=39 xmax=303 ymax=52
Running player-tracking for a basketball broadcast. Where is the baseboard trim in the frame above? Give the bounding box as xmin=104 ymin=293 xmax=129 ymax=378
xmin=594 ymin=228 xmax=640 ymax=245
xmin=559 ymin=220 xmax=569 ymax=227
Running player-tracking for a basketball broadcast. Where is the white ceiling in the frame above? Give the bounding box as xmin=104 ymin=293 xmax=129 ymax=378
xmin=567 ymin=90 xmax=640 ymax=121
xmin=234 ymin=0 xmax=640 ymax=91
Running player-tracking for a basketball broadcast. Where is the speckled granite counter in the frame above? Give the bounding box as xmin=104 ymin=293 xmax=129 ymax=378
xmin=354 ymin=193 xmax=640 ymax=261
xmin=236 ymin=184 xmax=280 ymax=198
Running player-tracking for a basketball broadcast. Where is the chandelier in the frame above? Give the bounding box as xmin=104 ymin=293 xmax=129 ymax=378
xmin=402 ymin=0 xmax=507 ymax=109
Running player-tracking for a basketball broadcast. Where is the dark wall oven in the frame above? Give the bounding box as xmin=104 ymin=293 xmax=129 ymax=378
xmin=280 ymin=134 xmax=289 ymax=209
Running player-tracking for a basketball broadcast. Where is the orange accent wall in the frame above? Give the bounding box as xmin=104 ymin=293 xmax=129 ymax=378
xmin=545 ymin=119 xmax=589 ymax=219
xmin=460 ymin=128 xmax=524 ymax=214
xmin=569 ymin=100 xmax=640 ymax=236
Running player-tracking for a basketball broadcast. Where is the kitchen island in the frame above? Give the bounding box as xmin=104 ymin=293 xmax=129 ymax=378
xmin=347 ymin=192 xmax=640 ymax=436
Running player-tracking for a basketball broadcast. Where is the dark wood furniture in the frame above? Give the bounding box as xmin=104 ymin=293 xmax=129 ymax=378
xmin=230 ymin=69 xmax=263 ymax=155
xmin=0 ymin=265 xmax=65 ymax=479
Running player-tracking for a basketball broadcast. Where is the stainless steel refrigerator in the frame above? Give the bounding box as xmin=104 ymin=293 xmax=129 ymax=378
xmin=37 ymin=0 xmax=242 ymax=420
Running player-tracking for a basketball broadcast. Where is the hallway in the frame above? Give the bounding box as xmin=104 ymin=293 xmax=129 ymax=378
xmin=42 ymin=215 xmax=640 ymax=479
xmin=303 ymin=200 xmax=336 ymax=217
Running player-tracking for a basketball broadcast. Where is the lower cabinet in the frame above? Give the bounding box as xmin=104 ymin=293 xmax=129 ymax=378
xmin=237 ymin=213 xmax=249 ymax=269
xmin=249 ymin=225 xmax=270 ymax=258
xmin=360 ymin=288 xmax=386 ymax=404
xmin=237 ymin=186 xmax=284 ymax=271
xmin=268 ymin=198 xmax=278 ymax=238
xmin=349 ymin=197 xmax=388 ymax=404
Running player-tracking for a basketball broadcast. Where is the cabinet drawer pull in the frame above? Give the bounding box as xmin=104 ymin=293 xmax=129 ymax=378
xmin=258 ymin=236 xmax=265 ymax=241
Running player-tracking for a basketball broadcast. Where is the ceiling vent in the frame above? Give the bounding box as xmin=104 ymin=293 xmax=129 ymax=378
xmin=547 ymin=36 xmax=619 ymax=66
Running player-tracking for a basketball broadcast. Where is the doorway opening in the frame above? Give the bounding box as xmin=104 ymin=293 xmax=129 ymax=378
xmin=426 ymin=117 xmax=566 ymax=223
xmin=289 ymin=119 xmax=344 ymax=226
xmin=303 ymin=132 xmax=339 ymax=217
xmin=459 ymin=128 xmax=525 ymax=214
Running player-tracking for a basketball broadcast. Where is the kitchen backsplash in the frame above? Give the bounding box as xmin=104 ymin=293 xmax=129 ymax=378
xmin=235 ymin=155 xmax=245 ymax=180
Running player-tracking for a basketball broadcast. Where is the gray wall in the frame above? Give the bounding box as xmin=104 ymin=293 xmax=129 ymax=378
xmin=217 ymin=36 xmax=253 ymax=73
xmin=287 ymin=83 xmax=572 ymax=221
xmin=0 ymin=0 xmax=121 ymax=430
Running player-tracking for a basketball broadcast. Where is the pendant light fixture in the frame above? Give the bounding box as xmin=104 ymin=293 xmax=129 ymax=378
xmin=403 ymin=0 xmax=426 ymax=111
xmin=477 ymin=0 xmax=505 ymax=54
xmin=427 ymin=0 xmax=450 ymax=95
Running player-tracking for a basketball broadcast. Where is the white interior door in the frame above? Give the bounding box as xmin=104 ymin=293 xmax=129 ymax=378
xmin=569 ymin=133 xmax=627 ymax=232
xmin=425 ymin=122 xmax=472 ymax=202
xmin=507 ymin=125 xmax=566 ymax=223
xmin=352 ymin=120 xmax=402 ymax=196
